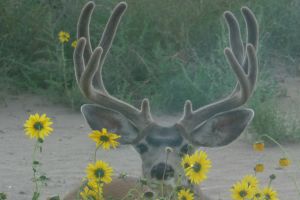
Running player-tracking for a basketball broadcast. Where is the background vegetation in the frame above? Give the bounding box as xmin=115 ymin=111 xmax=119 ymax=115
xmin=1 ymin=0 xmax=300 ymax=142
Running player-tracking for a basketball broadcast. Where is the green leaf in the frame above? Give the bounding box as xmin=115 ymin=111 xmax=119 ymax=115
xmin=33 ymin=161 xmax=40 ymax=165
xmin=39 ymin=175 xmax=48 ymax=181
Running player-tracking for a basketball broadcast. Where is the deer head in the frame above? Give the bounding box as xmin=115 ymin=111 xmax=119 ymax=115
xmin=74 ymin=1 xmax=258 ymax=189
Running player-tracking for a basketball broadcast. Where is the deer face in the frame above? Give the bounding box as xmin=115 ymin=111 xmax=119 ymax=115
xmin=75 ymin=0 xmax=258 ymax=188
xmin=135 ymin=125 xmax=185 ymax=182
xmin=81 ymin=104 xmax=254 ymax=186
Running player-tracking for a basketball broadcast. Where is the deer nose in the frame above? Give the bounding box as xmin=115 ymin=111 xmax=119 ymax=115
xmin=150 ymin=163 xmax=175 ymax=180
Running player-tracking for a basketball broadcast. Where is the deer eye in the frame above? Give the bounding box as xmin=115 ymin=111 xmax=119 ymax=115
xmin=136 ymin=143 xmax=148 ymax=154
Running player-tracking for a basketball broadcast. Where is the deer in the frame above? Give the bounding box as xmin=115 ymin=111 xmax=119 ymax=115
xmin=64 ymin=1 xmax=259 ymax=199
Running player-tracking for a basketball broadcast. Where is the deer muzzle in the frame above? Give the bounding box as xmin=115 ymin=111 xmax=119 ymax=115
xmin=150 ymin=163 xmax=175 ymax=180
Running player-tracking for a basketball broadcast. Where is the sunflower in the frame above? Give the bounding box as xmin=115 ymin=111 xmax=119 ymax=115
xmin=80 ymin=180 xmax=103 ymax=200
xmin=80 ymin=186 xmax=103 ymax=200
xmin=184 ymin=151 xmax=211 ymax=184
xmin=279 ymin=157 xmax=291 ymax=168
xmin=241 ymin=175 xmax=259 ymax=189
xmin=85 ymin=180 xmax=103 ymax=192
xmin=262 ymin=187 xmax=279 ymax=200
xmin=89 ymin=128 xmax=120 ymax=150
xmin=177 ymin=188 xmax=194 ymax=200
xmin=253 ymin=189 xmax=263 ymax=200
xmin=254 ymin=164 xmax=264 ymax=173
xmin=24 ymin=113 xmax=53 ymax=140
xmin=253 ymin=141 xmax=265 ymax=152
xmin=58 ymin=31 xmax=70 ymax=43
xmin=231 ymin=181 xmax=255 ymax=200
xmin=71 ymin=40 xmax=78 ymax=48
xmin=181 ymin=154 xmax=192 ymax=169
xmin=86 ymin=160 xmax=113 ymax=184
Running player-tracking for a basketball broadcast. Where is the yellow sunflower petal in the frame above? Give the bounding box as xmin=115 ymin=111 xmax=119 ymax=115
xmin=89 ymin=129 xmax=120 ymax=150
xmin=86 ymin=160 xmax=113 ymax=184
xmin=177 ymin=188 xmax=194 ymax=200
xmin=262 ymin=187 xmax=279 ymax=200
xmin=241 ymin=175 xmax=259 ymax=189
xmin=23 ymin=113 xmax=53 ymax=140
xmin=184 ymin=150 xmax=211 ymax=184
xmin=231 ymin=181 xmax=255 ymax=200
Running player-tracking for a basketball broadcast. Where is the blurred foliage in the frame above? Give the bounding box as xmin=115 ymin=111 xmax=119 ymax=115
xmin=1 ymin=0 xmax=300 ymax=140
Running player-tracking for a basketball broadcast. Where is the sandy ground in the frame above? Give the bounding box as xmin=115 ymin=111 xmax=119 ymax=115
xmin=0 ymin=94 xmax=300 ymax=200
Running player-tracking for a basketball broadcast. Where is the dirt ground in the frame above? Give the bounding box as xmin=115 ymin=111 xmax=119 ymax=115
xmin=0 ymin=94 xmax=299 ymax=200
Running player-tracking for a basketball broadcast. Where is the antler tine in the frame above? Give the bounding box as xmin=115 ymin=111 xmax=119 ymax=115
xmin=77 ymin=2 xmax=94 ymax=63
xmin=94 ymin=2 xmax=127 ymax=91
xmin=223 ymin=11 xmax=244 ymax=64
xmin=242 ymin=7 xmax=259 ymax=49
xmin=241 ymin=7 xmax=259 ymax=71
xmin=224 ymin=7 xmax=258 ymax=68
xmin=74 ymin=1 xmax=153 ymax=130
xmin=77 ymin=1 xmax=127 ymax=91
xmin=98 ymin=2 xmax=127 ymax=60
xmin=178 ymin=8 xmax=258 ymax=133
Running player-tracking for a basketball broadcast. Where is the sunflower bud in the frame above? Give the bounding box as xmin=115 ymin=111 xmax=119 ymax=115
xmin=253 ymin=141 xmax=264 ymax=152
xmin=269 ymin=174 xmax=276 ymax=180
xmin=254 ymin=164 xmax=264 ymax=173
xmin=279 ymin=157 xmax=291 ymax=168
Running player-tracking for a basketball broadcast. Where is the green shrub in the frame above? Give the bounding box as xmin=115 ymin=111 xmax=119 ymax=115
xmin=251 ymin=100 xmax=300 ymax=142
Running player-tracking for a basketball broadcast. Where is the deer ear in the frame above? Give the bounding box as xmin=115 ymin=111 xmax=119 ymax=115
xmin=190 ymin=108 xmax=254 ymax=147
xmin=81 ymin=104 xmax=139 ymax=144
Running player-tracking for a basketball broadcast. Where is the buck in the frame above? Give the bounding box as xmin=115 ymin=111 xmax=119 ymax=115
xmin=65 ymin=1 xmax=259 ymax=199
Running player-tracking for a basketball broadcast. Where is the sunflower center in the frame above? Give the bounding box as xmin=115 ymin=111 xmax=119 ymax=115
xmin=239 ymin=190 xmax=247 ymax=197
xmin=184 ymin=163 xmax=190 ymax=169
xmin=95 ymin=168 xmax=105 ymax=178
xmin=181 ymin=197 xmax=187 ymax=200
xmin=100 ymin=135 xmax=109 ymax=142
xmin=255 ymin=193 xmax=261 ymax=197
xmin=192 ymin=163 xmax=201 ymax=172
xmin=34 ymin=122 xmax=44 ymax=131
xmin=265 ymin=194 xmax=271 ymax=200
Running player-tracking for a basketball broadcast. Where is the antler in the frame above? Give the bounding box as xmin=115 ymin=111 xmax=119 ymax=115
xmin=178 ymin=7 xmax=258 ymax=133
xmin=74 ymin=1 xmax=153 ymax=130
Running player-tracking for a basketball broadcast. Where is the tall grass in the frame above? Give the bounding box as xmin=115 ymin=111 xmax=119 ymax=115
xmin=1 ymin=0 xmax=300 ymax=140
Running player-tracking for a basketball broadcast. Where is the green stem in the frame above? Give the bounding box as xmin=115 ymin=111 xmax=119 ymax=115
xmin=32 ymin=140 xmax=40 ymax=199
xmin=267 ymin=178 xmax=273 ymax=187
xmin=260 ymin=135 xmax=289 ymax=156
xmin=260 ymin=134 xmax=300 ymax=168
xmin=60 ymin=44 xmax=73 ymax=109
xmin=98 ymin=181 xmax=102 ymax=200
xmin=161 ymin=151 xmax=170 ymax=197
